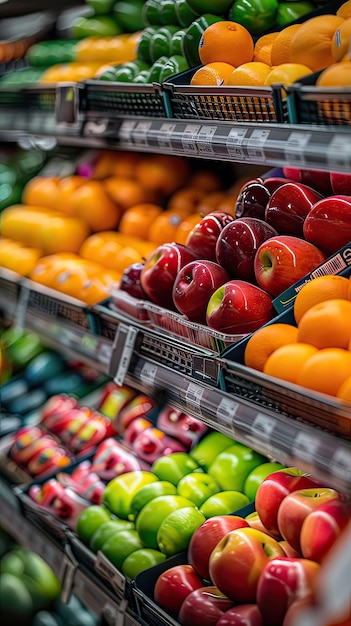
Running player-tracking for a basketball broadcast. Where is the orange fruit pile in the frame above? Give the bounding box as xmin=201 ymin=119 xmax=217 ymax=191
xmin=244 ymin=275 xmax=351 ymax=403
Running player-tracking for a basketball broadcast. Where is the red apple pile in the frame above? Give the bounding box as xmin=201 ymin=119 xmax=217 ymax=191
xmin=153 ymin=466 xmax=351 ymax=626
xmin=118 ymin=167 xmax=351 ymax=336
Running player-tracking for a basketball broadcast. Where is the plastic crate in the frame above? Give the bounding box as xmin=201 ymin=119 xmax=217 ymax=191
xmin=287 ymin=70 xmax=351 ymax=127
xmin=163 ymin=67 xmax=287 ymax=123
xmin=82 ymin=79 xmax=168 ymax=119
xmin=220 ymin=308 xmax=351 ymax=438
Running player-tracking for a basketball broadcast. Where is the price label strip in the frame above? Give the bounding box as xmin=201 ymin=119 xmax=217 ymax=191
xmin=196 ymin=125 xmax=217 ymax=155
xmin=284 ymin=131 xmax=311 ymax=165
xmin=111 ymin=324 xmax=138 ymax=386
xmin=181 ymin=124 xmax=201 ymax=154
xmin=226 ymin=127 xmax=247 ymax=159
xmin=140 ymin=360 xmax=159 ymax=386
xmin=247 ymin=129 xmax=270 ymax=161
xmin=84 ymin=118 xmax=109 ymax=137
xmin=119 ymin=119 xmax=137 ymax=142
xmin=184 ymin=382 xmax=205 ymax=413
xmin=292 ymin=430 xmax=320 ymax=465
xmin=216 ymin=397 xmax=239 ymax=432
xmin=132 ymin=120 xmax=152 ymax=147
xmin=329 ymin=447 xmax=351 ymax=482
xmin=158 ymin=122 xmax=177 ymax=150
xmin=327 ymin=134 xmax=351 ymax=170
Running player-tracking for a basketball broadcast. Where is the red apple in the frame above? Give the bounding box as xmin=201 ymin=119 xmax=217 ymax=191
xmin=131 ymin=427 xmax=187 ymax=463
xmin=117 ymin=394 xmax=156 ymax=433
xmin=208 ymin=527 xmax=285 ymax=603
xmin=206 ymin=280 xmax=274 ymax=334
xmin=156 ymin=406 xmax=208 ymax=448
xmin=178 ymin=586 xmax=234 ymax=626
xmin=172 ymin=260 xmax=230 ymax=323
xmin=27 ymin=444 xmax=71 ymax=477
xmin=303 ymin=195 xmax=351 ymax=256
xmin=92 ymin=438 xmax=149 ymax=480
xmin=123 ymin=417 xmax=153 ymax=446
xmin=254 ymin=235 xmax=326 ymax=297
xmin=282 ymin=167 xmax=332 ymax=196
xmin=185 ymin=212 xmax=235 ymax=262
xmin=119 ymin=262 xmax=148 ymax=299
xmin=255 ymin=467 xmax=322 ymax=536
xmin=234 ymin=179 xmax=271 ymax=220
xmin=330 ymin=172 xmax=351 ymax=195
xmin=263 ymin=177 xmax=293 ymax=194
xmin=265 ymin=182 xmax=323 ymax=237
xmin=46 ymin=407 xmax=92 ymax=440
xmin=256 ymin=556 xmax=320 ymax=626
xmin=215 ymin=218 xmax=278 ymax=282
xmin=153 ymin=564 xmax=204 ymax=616
xmin=216 ymin=604 xmax=264 ymax=626
xmin=245 ymin=511 xmax=281 ymax=540
xmin=277 ymin=487 xmax=343 ymax=553
xmin=140 ymin=242 xmax=199 ymax=309
xmin=279 ymin=541 xmax=301 ymax=558
xmin=299 ymin=498 xmax=351 ymax=563
xmin=40 ymin=394 xmax=78 ymax=423
xmin=188 ymin=515 xmax=250 ymax=581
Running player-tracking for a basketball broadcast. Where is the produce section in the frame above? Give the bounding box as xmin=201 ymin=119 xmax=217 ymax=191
xmin=1 ymin=1 xmax=351 ymax=626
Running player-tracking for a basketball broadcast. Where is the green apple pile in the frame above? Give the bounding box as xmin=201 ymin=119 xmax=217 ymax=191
xmin=76 ymin=431 xmax=285 ymax=578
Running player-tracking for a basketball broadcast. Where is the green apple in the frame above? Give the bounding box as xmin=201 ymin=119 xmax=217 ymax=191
xmin=102 ymin=471 xmax=159 ymax=519
xmin=136 ymin=494 xmax=196 ymax=549
xmin=0 ymin=572 xmax=33 ymax=623
xmin=89 ymin=519 xmax=135 ymax=552
xmin=101 ymin=529 xmax=144 ymax=570
xmin=177 ymin=472 xmax=220 ymax=507
xmin=157 ymin=507 xmax=206 ymax=556
xmin=121 ymin=548 xmax=166 ymax=579
xmin=190 ymin=432 xmax=236 ymax=470
xmin=129 ymin=480 xmax=177 ymax=522
xmin=243 ymin=462 xmax=285 ymax=502
xmin=151 ymin=452 xmax=202 ymax=485
xmin=76 ymin=506 xmax=112 ymax=544
xmin=208 ymin=444 xmax=267 ymax=492
xmin=200 ymin=491 xmax=250 ymax=518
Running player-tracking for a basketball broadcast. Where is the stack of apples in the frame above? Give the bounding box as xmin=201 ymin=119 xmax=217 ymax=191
xmin=152 ymin=466 xmax=351 ymax=626
xmin=120 ymin=167 xmax=351 ymax=336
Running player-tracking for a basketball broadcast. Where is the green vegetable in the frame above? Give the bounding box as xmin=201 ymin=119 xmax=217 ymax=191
xmin=86 ymin=0 xmax=116 ymax=13
xmin=72 ymin=15 xmax=123 ymax=39
xmin=26 ymin=40 xmax=78 ymax=67
xmin=182 ymin=14 xmax=222 ymax=67
xmin=229 ymin=0 xmax=279 ymax=34
xmin=276 ymin=0 xmax=314 ymax=26
xmin=113 ymin=0 xmax=145 ymax=32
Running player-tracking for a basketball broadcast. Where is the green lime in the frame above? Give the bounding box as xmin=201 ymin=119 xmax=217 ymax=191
xmin=102 ymin=471 xmax=158 ymax=519
xmin=159 ymin=54 xmax=189 ymax=82
xmin=170 ymin=29 xmax=186 ymax=56
xmin=182 ymin=14 xmax=223 ymax=67
xmin=208 ymin=444 xmax=267 ymax=492
xmin=186 ymin=0 xmax=232 ymax=12
xmin=229 ymin=0 xmax=279 ymax=35
xmin=89 ymin=519 xmax=135 ymax=552
xmin=113 ymin=0 xmax=145 ymax=32
xmin=76 ymin=506 xmax=112 ymax=544
xmin=148 ymin=56 xmax=170 ymax=83
xmin=142 ymin=0 xmax=164 ymax=26
xmin=136 ymin=494 xmax=196 ymax=549
xmin=157 ymin=507 xmax=206 ymax=556
xmin=0 ymin=572 xmax=33 ymax=621
xmin=150 ymin=25 xmax=180 ymax=63
xmin=175 ymin=0 xmax=201 ymax=27
xmin=129 ymin=480 xmax=177 ymax=522
xmin=200 ymin=491 xmax=250 ymax=518
xmin=190 ymin=432 xmax=236 ymax=470
xmin=101 ymin=530 xmax=144 ymax=570
xmin=137 ymin=26 xmax=158 ymax=63
xmin=121 ymin=548 xmax=166 ymax=578
xmin=177 ymin=472 xmax=220 ymax=507
xmin=151 ymin=452 xmax=202 ymax=485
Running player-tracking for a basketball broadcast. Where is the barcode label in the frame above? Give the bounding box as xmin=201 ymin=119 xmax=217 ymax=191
xmin=197 ymin=126 xmax=216 ymax=155
xmin=119 ymin=119 xmax=137 ymax=141
xmin=133 ymin=121 xmax=152 ymax=146
xmin=182 ymin=124 xmax=201 ymax=153
xmin=311 ymin=254 xmax=347 ymax=278
xmin=330 ymin=448 xmax=351 ymax=480
xmin=140 ymin=361 xmax=158 ymax=385
xmin=185 ymin=382 xmax=204 ymax=408
xmin=216 ymin=397 xmax=239 ymax=429
xmin=158 ymin=122 xmax=176 ymax=149
xmin=292 ymin=431 xmax=319 ymax=463
xmin=284 ymin=131 xmax=311 ymax=165
xmin=251 ymin=413 xmax=275 ymax=440
xmin=247 ymin=129 xmax=270 ymax=160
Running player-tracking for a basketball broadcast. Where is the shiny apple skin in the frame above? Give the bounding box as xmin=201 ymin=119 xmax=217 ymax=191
xmin=330 ymin=172 xmax=351 ymax=195
xmin=153 ymin=564 xmax=203 ymax=616
xmin=254 ymin=235 xmax=326 ymax=297
xmin=234 ymin=179 xmax=270 ymax=220
xmin=303 ymin=195 xmax=351 ymax=256
xmin=265 ymin=182 xmax=323 ymax=237
xmin=206 ymin=280 xmax=274 ymax=335
xmin=215 ymin=217 xmax=278 ymax=282
xmin=283 ymin=167 xmax=332 ymax=196
xmin=178 ymin=586 xmax=234 ymax=626
xmin=216 ymin=604 xmax=264 ymax=626
xmin=256 ymin=556 xmax=320 ymax=626
xmin=140 ymin=243 xmax=198 ymax=310
xmin=208 ymin=527 xmax=285 ymax=603
xmin=186 ymin=212 xmax=235 ymax=262
xmin=172 ymin=260 xmax=230 ymax=323
xmin=119 ymin=262 xmax=147 ymax=299
xmin=300 ymin=498 xmax=351 ymax=563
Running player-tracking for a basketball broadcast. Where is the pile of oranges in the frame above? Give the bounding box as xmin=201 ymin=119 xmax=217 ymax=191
xmin=190 ymin=0 xmax=351 ymax=89
xmin=244 ymin=274 xmax=351 ymax=403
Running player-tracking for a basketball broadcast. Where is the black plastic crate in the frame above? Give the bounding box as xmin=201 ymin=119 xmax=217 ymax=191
xmin=82 ymin=79 xmax=168 ymax=118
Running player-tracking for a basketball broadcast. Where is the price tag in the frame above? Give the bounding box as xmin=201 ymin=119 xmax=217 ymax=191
xmin=84 ymin=119 xmax=109 ymax=137
xmin=133 ymin=120 xmax=152 ymax=146
xmin=119 ymin=119 xmax=137 ymax=141
xmin=185 ymin=382 xmax=204 ymax=411
xmin=197 ymin=125 xmax=216 ymax=155
xmin=56 ymin=84 xmax=78 ymax=125
xmin=95 ymin=552 xmax=125 ymax=596
xmin=140 ymin=361 xmax=158 ymax=386
xmin=216 ymin=397 xmax=239 ymax=430
xmin=112 ymin=325 xmax=138 ymax=386
xmin=330 ymin=447 xmax=351 ymax=480
xmin=14 ymin=286 xmax=29 ymax=331
xmin=327 ymin=135 xmax=351 ymax=169
xmin=181 ymin=124 xmax=201 ymax=154
xmin=226 ymin=127 xmax=247 ymax=159
xmin=97 ymin=340 xmax=112 ymax=368
xmin=284 ymin=131 xmax=311 ymax=165
xmin=292 ymin=431 xmax=320 ymax=463
xmin=247 ymin=129 xmax=270 ymax=160
xmin=158 ymin=122 xmax=176 ymax=149
xmin=251 ymin=413 xmax=276 ymax=441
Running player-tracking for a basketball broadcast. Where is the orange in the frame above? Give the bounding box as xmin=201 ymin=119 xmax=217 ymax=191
xmin=289 ymin=15 xmax=345 ymax=72
xmin=174 ymin=213 xmax=203 ymax=245
xmin=67 ymin=180 xmax=121 ymax=232
xmin=1 ymin=206 xmax=62 ymax=248
xmin=167 ymin=187 xmax=205 ymax=215
xmin=254 ymin=32 xmax=279 ymax=65
xmin=80 ymin=233 xmax=124 ymax=268
xmin=263 ymin=343 xmax=319 ymax=385
xmin=135 ymin=155 xmax=190 ymax=197
xmin=118 ymin=203 xmax=163 ymax=238
xmin=113 ymin=246 xmax=146 ymax=273
xmin=227 ymin=62 xmax=271 ymax=86
xmin=92 ymin=151 xmax=142 ymax=180
xmin=37 ymin=217 xmax=90 ymax=255
xmin=198 ymin=21 xmax=254 ymax=67
xmin=349 ymin=276 xmax=351 ymax=300
xmin=244 ymin=323 xmax=299 ymax=372
xmin=337 ymin=0 xmax=351 ymax=18
xmin=216 ymin=194 xmax=237 ymax=216
xmin=296 ymin=348 xmax=351 ymax=397
xmin=22 ymin=176 xmax=60 ymax=209
xmin=104 ymin=176 xmax=153 ymax=212
xmin=55 ymin=176 xmax=85 ymax=213
xmin=316 ymin=62 xmax=351 ymax=87
xmin=270 ymin=25 xmax=301 ymax=66
xmin=190 ymin=62 xmax=236 ymax=86
xmin=331 ymin=18 xmax=351 ymax=61
xmin=264 ymin=63 xmax=313 ymax=91
xmin=293 ymin=275 xmax=350 ymax=324
xmin=297 ymin=299 xmax=351 ymax=349
xmin=148 ymin=210 xmax=185 ymax=245
xmin=197 ymin=191 xmax=233 ymax=216
xmin=336 ymin=375 xmax=351 ymax=403
xmin=188 ymin=170 xmax=223 ymax=193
